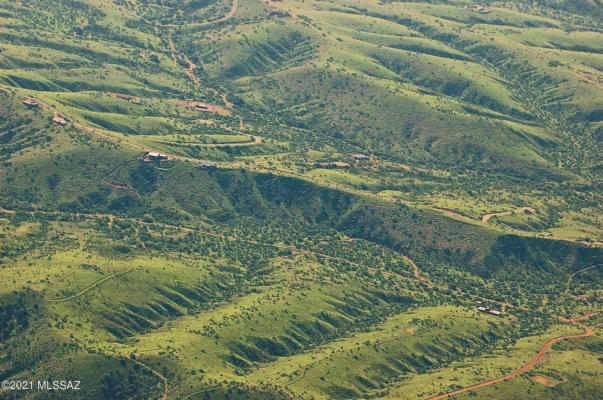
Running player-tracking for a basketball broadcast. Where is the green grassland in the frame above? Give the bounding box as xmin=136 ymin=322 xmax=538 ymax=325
xmin=1 ymin=89 xmax=601 ymax=398
xmin=449 ymin=335 xmax=603 ymax=400
xmin=383 ymin=322 xmax=596 ymax=400
xmin=0 ymin=0 xmax=601 ymax=399
xmin=138 ymin=134 xmax=254 ymax=144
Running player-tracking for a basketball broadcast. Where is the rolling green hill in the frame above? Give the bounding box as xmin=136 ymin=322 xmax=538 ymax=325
xmin=0 ymin=1 xmax=601 ymax=399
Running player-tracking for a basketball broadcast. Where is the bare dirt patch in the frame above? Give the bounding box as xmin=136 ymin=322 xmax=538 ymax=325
xmin=187 ymin=101 xmax=231 ymax=116
xmin=222 ymin=94 xmax=233 ymax=109
xmin=107 ymin=92 xmax=141 ymax=104
xmin=532 ymin=374 xmax=563 ymax=387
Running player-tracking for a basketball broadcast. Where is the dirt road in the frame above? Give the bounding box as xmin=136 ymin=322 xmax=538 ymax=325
xmin=162 ymin=0 xmax=238 ymax=28
xmin=482 ymin=207 xmax=535 ymax=224
xmin=48 ymin=269 xmax=133 ymax=302
xmin=566 ymin=265 xmax=601 ymax=293
xmin=426 ymin=313 xmax=596 ymax=400
xmin=169 ymin=39 xmax=200 ymax=86
xmin=403 ymin=255 xmax=424 ymax=280
xmin=127 ymin=356 xmax=168 ymax=400
xmin=0 ymin=207 xmax=423 ymax=286
xmin=279 ymin=386 xmax=297 ymax=400
xmin=6 ymin=86 xmax=591 ymax=246
xmin=2 ymin=206 xmax=597 ymax=400
xmin=168 ymin=39 xmax=178 ymax=68
xmin=568 ymin=69 xmax=603 ymax=90
xmin=142 ymin=135 xmax=261 ymax=148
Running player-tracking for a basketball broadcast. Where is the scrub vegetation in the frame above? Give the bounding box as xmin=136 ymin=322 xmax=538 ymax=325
xmin=0 ymin=0 xmax=600 ymax=399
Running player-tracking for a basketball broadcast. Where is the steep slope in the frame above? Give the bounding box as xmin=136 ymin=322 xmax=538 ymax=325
xmin=0 ymin=1 xmax=601 ymax=399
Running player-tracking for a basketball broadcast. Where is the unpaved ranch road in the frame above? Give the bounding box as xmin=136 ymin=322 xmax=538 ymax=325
xmin=482 ymin=207 xmax=535 ymax=224
xmin=426 ymin=313 xmax=596 ymax=400
xmin=0 ymin=207 xmax=597 ymax=400
xmin=162 ymin=0 xmax=238 ymax=28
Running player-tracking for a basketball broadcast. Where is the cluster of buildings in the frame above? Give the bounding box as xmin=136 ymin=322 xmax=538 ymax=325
xmin=22 ymin=98 xmax=70 ymax=126
xmin=144 ymin=151 xmax=168 ymax=161
xmin=22 ymin=99 xmax=39 ymax=108
xmin=477 ymin=306 xmax=503 ymax=317
xmin=471 ymin=5 xmax=492 ymax=14
xmin=52 ymin=114 xmax=70 ymax=127
xmin=20 ymin=98 xmax=220 ymax=171
xmin=201 ymin=161 xmax=217 ymax=169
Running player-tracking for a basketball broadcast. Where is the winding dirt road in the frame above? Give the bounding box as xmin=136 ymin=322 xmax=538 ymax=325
xmin=568 ymin=70 xmax=603 ymax=90
xmin=162 ymin=0 xmax=238 ymax=28
xmin=566 ymin=265 xmax=601 ymax=294
xmin=1 ymin=206 xmax=597 ymax=400
xmin=403 ymin=255 xmax=424 ymax=280
xmin=168 ymin=39 xmax=243 ymax=120
xmin=48 ymin=269 xmax=133 ymax=302
xmin=127 ymin=356 xmax=168 ymax=400
xmin=142 ymin=135 xmax=261 ymax=148
xmin=426 ymin=313 xmax=596 ymax=400
xmin=5 ymin=86 xmax=594 ymax=247
xmin=482 ymin=207 xmax=535 ymax=224
xmin=100 ymin=159 xmax=141 ymax=189
xmin=0 ymin=207 xmax=422 ymax=286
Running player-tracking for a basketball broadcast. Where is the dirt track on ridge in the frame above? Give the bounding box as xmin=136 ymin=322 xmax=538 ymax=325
xmin=482 ymin=207 xmax=535 ymax=224
xmin=0 ymin=206 xmax=598 ymax=400
xmin=143 ymin=135 xmax=261 ymax=148
xmin=127 ymin=356 xmax=168 ymax=400
xmin=426 ymin=313 xmax=596 ymax=400
xmin=48 ymin=269 xmax=133 ymax=302
xmin=5 ymin=85 xmax=595 ymax=247
xmin=566 ymin=265 xmax=601 ymax=293
xmin=403 ymin=255 xmax=424 ymax=280
xmin=162 ymin=0 xmax=238 ymax=27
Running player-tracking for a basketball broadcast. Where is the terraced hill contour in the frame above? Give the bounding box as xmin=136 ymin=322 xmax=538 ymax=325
xmin=0 ymin=1 xmax=601 ymax=399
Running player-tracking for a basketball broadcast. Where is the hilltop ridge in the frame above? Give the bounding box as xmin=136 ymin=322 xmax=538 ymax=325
xmin=0 ymin=1 xmax=601 ymax=399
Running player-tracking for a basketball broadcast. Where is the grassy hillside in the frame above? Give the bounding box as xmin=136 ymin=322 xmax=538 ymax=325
xmin=0 ymin=89 xmax=601 ymax=399
xmin=0 ymin=0 xmax=601 ymax=241
xmin=0 ymin=0 xmax=601 ymax=399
